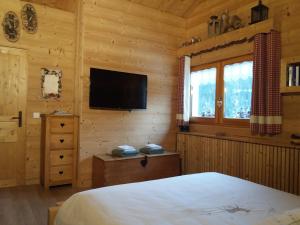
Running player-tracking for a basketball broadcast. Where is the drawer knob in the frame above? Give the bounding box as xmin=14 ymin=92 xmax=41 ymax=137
xmin=59 ymin=171 xmax=64 ymax=175
xmin=60 ymin=139 xmax=64 ymax=143
xmin=59 ymin=155 xmax=64 ymax=159
xmin=60 ymin=123 xmax=65 ymax=128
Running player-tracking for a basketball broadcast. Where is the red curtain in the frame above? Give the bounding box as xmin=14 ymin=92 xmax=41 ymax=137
xmin=250 ymin=30 xmax=282 ymax=135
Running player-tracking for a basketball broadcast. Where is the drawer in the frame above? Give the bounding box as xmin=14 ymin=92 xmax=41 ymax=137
xmin=50 ymin=117 xmax=74 ymax=133
xmin=50 ymin=150 xmax=73 ymax=166
xmin=50 ymin=165 xmax=72 ymax=182
xmin=50 ymin=134 xmax=74 ymax=149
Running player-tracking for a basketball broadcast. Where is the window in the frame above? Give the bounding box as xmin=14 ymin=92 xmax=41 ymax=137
xmin=190 ymin=55 xmax=253 ymax=126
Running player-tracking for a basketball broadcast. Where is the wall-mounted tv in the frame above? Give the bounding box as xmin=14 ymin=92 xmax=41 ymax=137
xmin=89 ymin=68 xmax=147 ymax=110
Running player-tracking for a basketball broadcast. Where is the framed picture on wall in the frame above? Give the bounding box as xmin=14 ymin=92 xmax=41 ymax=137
xmin=41 ymin=68 xmax=62 ymax=99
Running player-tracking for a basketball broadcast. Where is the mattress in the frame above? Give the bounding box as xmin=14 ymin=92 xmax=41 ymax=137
xmin=55 ymin=172 xmax=300 ymax=225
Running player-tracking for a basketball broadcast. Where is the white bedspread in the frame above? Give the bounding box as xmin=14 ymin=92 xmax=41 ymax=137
xmin=55 ymin=173 xmax=300 ymax=225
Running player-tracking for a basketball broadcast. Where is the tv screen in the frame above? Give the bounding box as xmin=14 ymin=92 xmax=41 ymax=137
xmin=89 ymin=68 xmax=147 ymax=110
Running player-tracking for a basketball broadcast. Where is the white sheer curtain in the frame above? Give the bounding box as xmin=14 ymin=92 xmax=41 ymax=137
xmin=191 ymin=67 xmax=216 ymax=117
xmin=183 ymin=56 xmax=191 ymax=123
xmin=177 ymin=56 xmax=191 ymax=127
xmin=223 ymin=61 xmax=253 ymax=119
xmin=224 ymin=61 xmax=253 ymax=82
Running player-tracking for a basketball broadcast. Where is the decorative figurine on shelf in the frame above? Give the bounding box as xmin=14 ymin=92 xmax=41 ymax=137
xmin=250 ymin=0 xmax=269 ymax=24
xmin=208 ymin=15 xmax=221 ymax=37
xmin=207 ymin=11 xmax=244 ymax=37
xmin=181 ymin=36 xmax=201 ymax=47
xmin=229 ymin=15 xmax=243 ymax=30
xmin=219 ymin=11 xmax=244 ymax=34
xmin=191 ymin=37 xmax=200 ymax=44
xmin=220 ymin=11 xmax=230 ymax=34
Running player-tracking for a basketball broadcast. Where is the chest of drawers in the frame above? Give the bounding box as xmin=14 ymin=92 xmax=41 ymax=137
xmin=40 ymin=115 xmax=79 ymax=189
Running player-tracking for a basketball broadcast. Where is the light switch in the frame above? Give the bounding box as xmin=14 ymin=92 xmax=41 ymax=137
xmin=33 ymin=112 xmax=40 ymax=119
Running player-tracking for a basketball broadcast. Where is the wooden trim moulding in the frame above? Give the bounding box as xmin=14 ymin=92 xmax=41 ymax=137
xmin=177 ymin=18 xmax=275 ymax=57
xmin=177 ymin=132 xmax=300 ymax=150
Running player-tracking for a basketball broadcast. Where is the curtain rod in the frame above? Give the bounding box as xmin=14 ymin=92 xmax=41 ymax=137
xmin=187 ymin=36 xmax=254 ymax=58
xmin=185 ymin=30 xmax=277 ymax=58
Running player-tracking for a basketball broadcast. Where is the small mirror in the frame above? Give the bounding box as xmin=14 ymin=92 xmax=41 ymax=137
xmin=41 ymin=68 xmax=62 ymax=99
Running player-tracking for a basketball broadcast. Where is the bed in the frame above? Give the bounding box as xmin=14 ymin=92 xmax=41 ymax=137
xmin=53 ymin=172 xmax=300 ymax=225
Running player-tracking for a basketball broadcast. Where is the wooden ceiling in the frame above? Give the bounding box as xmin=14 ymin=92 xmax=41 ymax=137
xmin=22 ymin=0 xmax=202 ymax=17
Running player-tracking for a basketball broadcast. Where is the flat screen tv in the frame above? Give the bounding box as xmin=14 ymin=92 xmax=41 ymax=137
xmin=89 ymin=68 xmax=147 ymax=110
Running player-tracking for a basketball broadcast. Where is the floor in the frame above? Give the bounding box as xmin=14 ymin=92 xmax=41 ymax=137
xmin=0 ymin=185 xmax=80 ymax=225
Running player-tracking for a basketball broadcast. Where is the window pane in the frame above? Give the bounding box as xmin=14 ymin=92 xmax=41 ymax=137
xmin=191 ymin=68 xmax=216 ymax=118
xmin=224 ymin=61 xmax=253 ymax=119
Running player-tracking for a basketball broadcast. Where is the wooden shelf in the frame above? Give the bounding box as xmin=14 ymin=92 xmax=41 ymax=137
xmin=177 ymin=19 xmax=275 ymax=57
xmin=280 ymin=86 xmax=300 ymax=95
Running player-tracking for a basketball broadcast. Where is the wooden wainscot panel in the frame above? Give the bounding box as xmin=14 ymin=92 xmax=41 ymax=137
xmin=176 ymin=133 xmax=187 ymax=173
xmin=177 ymin=133 xmax=300 ymax=195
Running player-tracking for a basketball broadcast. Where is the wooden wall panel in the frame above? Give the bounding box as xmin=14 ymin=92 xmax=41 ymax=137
xmin=177 ymin=133 xmax=300 ymax=195
xmin=1 ymin=0 xmax=298 ymax=189
xmin=23 ymin=0 xmax=76 ymax=12
xmin=183 ymin=0 xmax=300 ymax=143
xmin=0 ymin=0 xmax=76 ymax=185
xmin=128 ymin=0 xmax=203 ymax=17
xmin=78 ymin=0 xmax=185 ymax=187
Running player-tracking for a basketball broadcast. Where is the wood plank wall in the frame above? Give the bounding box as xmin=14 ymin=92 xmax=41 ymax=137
xmin=1 ymin=0 xmax=299 ymax=189
xmin=183 ymin=0 xmax=300 ymax=144
xmin=0 ymin=0 xmax=76 ymax=185
xmin=78 ymin=0 xmax=185 ymax=187
xmin=177 ymin=133 xmax=300 ymax=195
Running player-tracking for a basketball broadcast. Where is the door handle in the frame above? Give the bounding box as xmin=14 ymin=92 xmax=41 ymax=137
xmin=217 ymin=97 xmax=223 ymax=109
xmin=11 ymin=111 xmax=22 ymax=127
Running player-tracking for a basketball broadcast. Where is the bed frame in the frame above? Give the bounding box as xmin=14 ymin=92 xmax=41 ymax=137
xmin=48 ymin=202 xmax=63 ymax=225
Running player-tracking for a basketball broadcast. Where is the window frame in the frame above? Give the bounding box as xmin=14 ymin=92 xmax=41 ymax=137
xmin=190 ymin=54 xmax=253 ymax=127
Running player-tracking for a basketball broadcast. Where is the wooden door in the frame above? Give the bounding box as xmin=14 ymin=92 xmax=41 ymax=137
xmin=0 ymin=47 xmax=27 ymax=187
